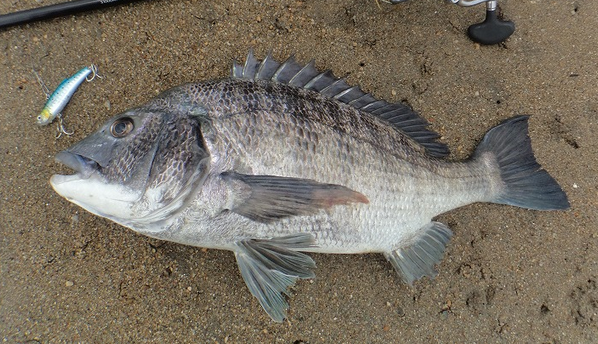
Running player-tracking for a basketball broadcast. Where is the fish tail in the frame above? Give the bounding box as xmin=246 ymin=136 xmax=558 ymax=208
xmin=474 ymin=115 xmax=570 ymax=210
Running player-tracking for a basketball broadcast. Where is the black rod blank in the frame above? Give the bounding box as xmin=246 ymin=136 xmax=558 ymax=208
xmin=0 ymin=0 xmax=143 ymax=29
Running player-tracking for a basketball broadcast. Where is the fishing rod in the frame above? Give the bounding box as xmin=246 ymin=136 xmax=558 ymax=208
xmin=0 ymin=0 xmax=145 ymax=29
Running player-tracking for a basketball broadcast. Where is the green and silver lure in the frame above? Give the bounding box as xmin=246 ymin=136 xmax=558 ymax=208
xmin=36 ymin=64 xmax=99 ymax=136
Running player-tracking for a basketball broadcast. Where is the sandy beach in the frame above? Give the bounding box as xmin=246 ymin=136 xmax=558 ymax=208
xmin=1 ymin=0 xmax=597 ymax=342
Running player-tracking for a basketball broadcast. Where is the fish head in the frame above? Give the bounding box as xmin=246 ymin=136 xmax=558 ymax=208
xmin=50 ymin=100 xmax=211 ymax=229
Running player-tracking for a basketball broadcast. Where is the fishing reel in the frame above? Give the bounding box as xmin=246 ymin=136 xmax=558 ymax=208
xmin=388 ymin=0 xmax=515 ymax=45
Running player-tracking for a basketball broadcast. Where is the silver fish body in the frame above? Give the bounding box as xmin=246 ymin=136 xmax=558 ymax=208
xmin=50 ymin=52 xmax=569 ymax=321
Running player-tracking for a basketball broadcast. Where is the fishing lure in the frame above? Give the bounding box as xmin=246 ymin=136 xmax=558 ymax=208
xmin=36 ymin=64 xmax=100 ymax=136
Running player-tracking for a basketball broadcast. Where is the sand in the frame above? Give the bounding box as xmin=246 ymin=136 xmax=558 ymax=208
xmin=1 ymin=0 xmax=597 ymax=342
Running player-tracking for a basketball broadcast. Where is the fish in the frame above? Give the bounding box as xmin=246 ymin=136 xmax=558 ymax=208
xmin=50 ymin=51 xmax=569 ymax=322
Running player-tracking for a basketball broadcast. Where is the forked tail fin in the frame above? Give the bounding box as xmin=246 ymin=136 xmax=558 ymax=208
xmin=474 ymin=116 xmax=569 ymax=210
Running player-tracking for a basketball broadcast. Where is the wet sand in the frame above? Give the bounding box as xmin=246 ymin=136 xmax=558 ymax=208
xmin=1 ymin=0 xmax=597 ymax=342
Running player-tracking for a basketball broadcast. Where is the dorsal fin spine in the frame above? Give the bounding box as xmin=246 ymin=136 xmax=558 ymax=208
xmin=370 ymin=104 xmax=395 ymax=115
xmin=272 ymin=60 xmax=288 ymax=81
xmin=304 ymin=72 xmax=328 ymax=90
xmin=360 ymin=100 xmax=387 ymax=112
xmin=255 ymin=54 xmax=271 ymax=79
xmin=320 ymin=78 xmax=342 ymax=94
xmin=242 ymin=50 xmax=258 ymax=79
xmin=231 ymin=60 xmax=243 ymax=78
xmin=334 ymin=86 xmax=359 ymax=100
xmin=348 ymin=93 xmax=373 ymax=107
xmin=288 ymin=60 xmax=317 ymax=87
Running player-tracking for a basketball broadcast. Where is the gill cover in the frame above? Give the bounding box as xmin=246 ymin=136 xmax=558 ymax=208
xmin=51 ymin=90 xmax=211 ymax=229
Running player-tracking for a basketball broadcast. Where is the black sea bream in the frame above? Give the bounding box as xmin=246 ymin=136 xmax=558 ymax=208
xmin=50 ymin=52 xmax=569 ymax=321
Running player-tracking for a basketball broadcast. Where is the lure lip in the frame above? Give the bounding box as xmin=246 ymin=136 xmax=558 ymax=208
xmin=54 ymin=151 xmax=98 ymax=180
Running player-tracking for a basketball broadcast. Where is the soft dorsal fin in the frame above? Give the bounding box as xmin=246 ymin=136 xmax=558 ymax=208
xmin=231 ymin=51 xmax=449 ymax=157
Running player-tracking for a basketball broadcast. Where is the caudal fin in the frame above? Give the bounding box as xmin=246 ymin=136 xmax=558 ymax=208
xmin=475 ymin=116 xmax=570 ymax=210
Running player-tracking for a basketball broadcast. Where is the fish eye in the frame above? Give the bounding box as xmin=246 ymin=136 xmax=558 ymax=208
xmin=110 ymin=117 xmax=134 ymax=138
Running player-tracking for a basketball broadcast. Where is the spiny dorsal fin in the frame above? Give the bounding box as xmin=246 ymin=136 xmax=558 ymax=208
xmin=231 ymin=51 xmax=449 ymax=157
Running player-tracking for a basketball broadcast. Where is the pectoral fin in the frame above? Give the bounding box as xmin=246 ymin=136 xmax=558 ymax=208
xmin=384 ymin=222 xmax=453 ymax=285
xmin=234 ymin=233 xmax=317 ymax=322
xmin=222 ymin=172 xmax=368 ymax=223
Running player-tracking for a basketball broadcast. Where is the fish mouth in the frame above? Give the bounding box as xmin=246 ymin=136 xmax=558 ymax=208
xmin=53 ymin=151 xmax=100 ymax=180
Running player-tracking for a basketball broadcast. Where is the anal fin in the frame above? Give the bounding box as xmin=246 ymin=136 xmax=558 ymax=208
xmin=234 ymin=233 xmax=317 ymax=322
xmin=384 ymin=222 xmax=453 ymax=285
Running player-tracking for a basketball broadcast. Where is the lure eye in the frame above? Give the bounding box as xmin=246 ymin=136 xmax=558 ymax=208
xmin=110 ymin=117 xmax=134 ymax=138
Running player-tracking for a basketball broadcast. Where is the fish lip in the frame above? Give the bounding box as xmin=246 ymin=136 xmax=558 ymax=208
xmin=54 ymin=151 xmax=99 ymax=179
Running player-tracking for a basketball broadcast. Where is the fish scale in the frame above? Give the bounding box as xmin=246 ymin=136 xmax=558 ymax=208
xmin=50 ymin=52 xmax=569 ymax=322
